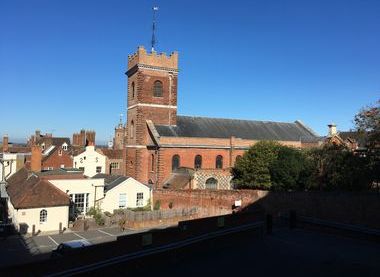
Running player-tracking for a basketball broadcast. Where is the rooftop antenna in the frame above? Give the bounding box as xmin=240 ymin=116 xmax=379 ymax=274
xmin=151 ymin=6 xmax=159 ymax=52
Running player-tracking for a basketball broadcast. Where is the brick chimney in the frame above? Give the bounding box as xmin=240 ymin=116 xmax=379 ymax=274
xmin=2 ymin=135 xmax=9 ymax=153
xmin=328 ymin=123 xmax=337 ymax=137
xmin=31 ymin=145 xmax=42 ymax=172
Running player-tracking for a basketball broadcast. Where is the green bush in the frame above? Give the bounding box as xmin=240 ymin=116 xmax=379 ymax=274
xmin=154 ymin=200 xmax=161 ymax=211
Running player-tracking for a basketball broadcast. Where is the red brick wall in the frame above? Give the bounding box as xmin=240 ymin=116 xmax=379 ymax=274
xmin=153 ymin=189 xmax=380 ymax=229
xmin=42 ymin=148 xmax=73 ymax=170
xmin=156 ymin=148 xmax=245 ymax=186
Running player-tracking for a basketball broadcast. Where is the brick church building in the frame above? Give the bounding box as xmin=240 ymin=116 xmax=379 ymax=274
xmin=124 ymin=46 xmax=320 ymax=189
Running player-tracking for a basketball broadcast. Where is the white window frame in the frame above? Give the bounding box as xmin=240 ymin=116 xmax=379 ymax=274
xmin=136 ymin=192 xmax=144 ymax=207
xmin=119 ymin=193 xmax=127 ymax=208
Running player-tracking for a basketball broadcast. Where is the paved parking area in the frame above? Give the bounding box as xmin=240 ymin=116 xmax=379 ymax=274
xmin=29 ymin=226 xmax=137 ymax=254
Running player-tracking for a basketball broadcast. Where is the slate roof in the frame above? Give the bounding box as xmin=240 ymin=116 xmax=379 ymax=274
xmin=92 ymin=174 xmax=129 ymax=192
xmin=6 ymin=168 xmax=70 ymax=209
xmin=154 ymin=116 xmax=319 ymax=142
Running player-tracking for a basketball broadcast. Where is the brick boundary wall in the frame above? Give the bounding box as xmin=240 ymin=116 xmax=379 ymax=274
xmin=153 ymin=189 xmax=380 ymax=229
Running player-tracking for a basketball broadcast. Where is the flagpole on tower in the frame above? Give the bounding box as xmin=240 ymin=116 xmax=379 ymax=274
xmin=151 ymin=6 xmax=159 ymax=52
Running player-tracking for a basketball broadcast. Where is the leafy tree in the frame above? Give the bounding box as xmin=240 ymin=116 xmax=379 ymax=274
xmin=232 ymin=141 xmax=282 ymax=189
xmin=307 ymin=144 xmax=372 ymax=191
xmin=354 ymin=99 xmax=380 ymax=189
xmin=354 ymin=100 xmax=380 ymax=149
xmin=269 ymin=147 xmax=310 ymax=191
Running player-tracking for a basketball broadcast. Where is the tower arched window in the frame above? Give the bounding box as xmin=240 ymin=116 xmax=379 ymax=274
xmin=130 ymin=120 xmax=134 ymax=139
xmin=40 ymin=209 xmax=47 ymax=223
xmin=131 ymin=82 xmax=135 ymax=98
xmin=151 ymin=154 xmax=155 ymax=172
xmin=172 ymin=155 xmax=180 ymax=171
xmin=194 ymin=155 xmax=202 ymax=169
xmin=153 ymin=80 xmax=163 ymax=97
xmin=205 ymin=178 xmax=218 ymax=190
xmin=216 ymin=155 xmax=223 ymax=169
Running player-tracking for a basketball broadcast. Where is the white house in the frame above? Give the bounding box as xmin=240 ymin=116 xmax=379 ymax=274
xmin=73 ymin=143 xmax=106 ymax=177
xmin=0 ymin=153 xmax=27 ymax=181
xmin=94 ymin=174 xmax=152 ymax=213
xmin=6 ymin=168 xmax=70 ymax=234
xmin=48 ymin=176 xmax=105 ymax=215
xmin=6 ymin=168 xmax=152 ymax=234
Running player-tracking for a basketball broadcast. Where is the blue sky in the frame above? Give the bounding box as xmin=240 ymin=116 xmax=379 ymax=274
xmin=1 ymin=0 xmax=379 ymax=144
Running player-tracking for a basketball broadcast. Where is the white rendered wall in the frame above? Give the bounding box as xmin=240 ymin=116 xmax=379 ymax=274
xmin=101 ymin=178 xmax=151 ymax=213
xmin=49 ymin=178 xmax=105 ymax=210
xmin=8 ymin=200 xmax=68 ymax=234
xmin=73 ymin=146 xmax=106 ymax=177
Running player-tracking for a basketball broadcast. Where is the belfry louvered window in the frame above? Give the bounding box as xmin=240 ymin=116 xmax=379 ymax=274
xmin=153 ymin=80 xmax=163 ymax=97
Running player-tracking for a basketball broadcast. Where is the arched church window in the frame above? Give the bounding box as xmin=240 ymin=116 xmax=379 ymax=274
xmin=130 ymin=120 xmax=134 ymax=139
xmin=235 ymin=155 xmax=242 ymax=164
xmin=194 ymin=155 xmax=202 ymax=169
xmin=131 ymin=82 xmax=135 ymax=98
xmin=205 ymin=178 xmax=218 ymax=190
xmin=216 ymin=155 xmax=223 ymax=169
xmin=172 ymin=155 xmax=180 ymax=171
xmin=153 ymin=80 xmax=163 ymax=97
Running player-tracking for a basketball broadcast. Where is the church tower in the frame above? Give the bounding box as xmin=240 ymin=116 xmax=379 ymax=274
xmin=125 ymin=46 xmax=178 ymax=183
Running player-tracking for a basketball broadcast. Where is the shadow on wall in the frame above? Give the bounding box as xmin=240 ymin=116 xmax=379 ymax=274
xmin=153 ymin=189 xmax=380 ymax=229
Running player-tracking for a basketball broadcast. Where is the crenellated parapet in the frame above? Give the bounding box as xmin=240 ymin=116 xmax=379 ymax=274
xmin=127 ymin=46 xmax=178 ymax=71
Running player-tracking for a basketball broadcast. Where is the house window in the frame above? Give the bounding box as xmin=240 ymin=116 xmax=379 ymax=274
xmin=60 ymin=164 xmax=65 ymax=168
xmin=79 ymin=167 xmax=84 ymax=171
xmin=110 ymin=162 xmax=119 ymax=169
xmin=205 ymin=178 xmax=218 ymax=190
xmin=136 ymin=193 xmax=144 ymax=207
xmin=216 ymin=155 xmax=223 ymax=169
xmin=130 ymin=120 xmax=134 ymax=139
xmin=153 ymin=80 xmax=163 ymax=97
xmin=131 ymin=82 xmax=135 ymax=98
xmin=172 ymin=155 xmax=180 ymax=171
xmin=39 ymin=209 xmax=47 ymax=223
xmin=58 ymin=150 xmax=62 ymax=156
xmin=70 ymin=193 xmax=89 ymax=214
xmin=119 ymin=193 xmax=127 ymax=208
xmin=96 ymin=166 xmax=102 ymax=173
xmin=194 ymin=155 xmax=202 ymax=169
xmin=62 ymin=144 xmax=68 ymax=151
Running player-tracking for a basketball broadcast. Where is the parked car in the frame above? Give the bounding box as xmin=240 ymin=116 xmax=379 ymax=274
xmin=51 ymin=239 xmax=91 ymax=258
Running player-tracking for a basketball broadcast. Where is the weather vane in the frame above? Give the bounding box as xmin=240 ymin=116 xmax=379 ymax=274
xmin=151 ymin=6 xmax=159 ymax=52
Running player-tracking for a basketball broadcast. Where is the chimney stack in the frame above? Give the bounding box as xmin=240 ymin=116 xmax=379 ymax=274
xmin=2 ymin=135 xmax=9 ymax=153
xmin=328 ymin=123 xmax=337 ymax=137
xmin=31 ymin=145 xmax=42 ymax=172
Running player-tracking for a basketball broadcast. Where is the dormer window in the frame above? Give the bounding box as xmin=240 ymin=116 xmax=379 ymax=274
xmin=41 ymin=143 xmax=45 ymax=150
xmin=153 ymin=80 xmax=163 ymax=97
xmin=62 ymin=143 xmax=68 ymax=151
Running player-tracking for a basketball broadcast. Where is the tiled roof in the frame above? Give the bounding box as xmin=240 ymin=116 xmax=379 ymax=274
xmin=155 ymin=116 xmax=319 ymax=142
xmin=99 ymin=149 xmax=123 ymax=159
xmin=339 ymin=131 xmax=368 ymax=148
xmin=163 ymin=168 xmax=194 ymax=189
xmin=6 ymin=168 xmax=70 ymax=209
xmin=37 ymin=137 xmax=71 ymax=147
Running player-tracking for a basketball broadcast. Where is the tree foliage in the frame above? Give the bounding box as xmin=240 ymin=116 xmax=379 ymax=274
xmin=232 ymin=141 xmax=281 ymax=189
